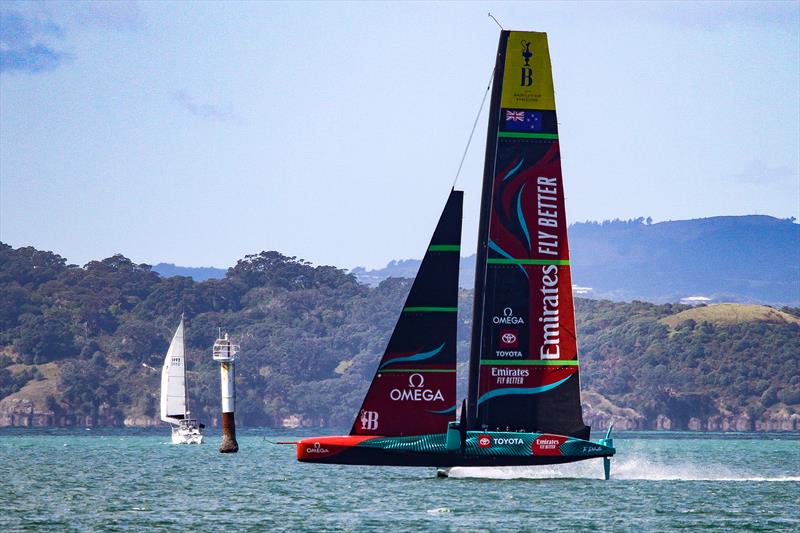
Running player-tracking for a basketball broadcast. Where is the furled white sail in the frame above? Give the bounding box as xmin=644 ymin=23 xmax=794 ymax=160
xmin=160 ymin=318 xmax=187 ymax=424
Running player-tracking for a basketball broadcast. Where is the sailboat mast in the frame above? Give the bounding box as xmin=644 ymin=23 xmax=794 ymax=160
xmin=467 ymin=31 xmax=508 ymax=430
xmin=181 ymin=314 xmax=189 ymax=419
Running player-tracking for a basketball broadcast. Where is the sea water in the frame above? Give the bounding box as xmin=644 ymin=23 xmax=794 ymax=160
xmin=1 ymin=429 xmax=797 ymax=532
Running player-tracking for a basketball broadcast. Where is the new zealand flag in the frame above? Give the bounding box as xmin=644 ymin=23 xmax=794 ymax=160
xmin=503 ymin=109 xmax=543 ymax=132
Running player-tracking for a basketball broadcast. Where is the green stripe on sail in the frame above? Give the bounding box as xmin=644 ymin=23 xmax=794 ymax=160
xmin=379 ymin=369 xmax=457 ymax=373
xmin=487 ymin=258 xmax=569 ymax=266
xmin=402 ymin=307 xmax=458 ymax=313
xmin=428 ymin=244 xmax=460 ymax=252
xmin=498 ymin=132 xmax=559 ymax=139
xmin=480 ymin=359 xmax=579 ymax=366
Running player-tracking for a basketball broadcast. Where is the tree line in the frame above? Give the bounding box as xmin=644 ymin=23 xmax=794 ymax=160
xmin=1 ymin=242 xmax=798 ymax=428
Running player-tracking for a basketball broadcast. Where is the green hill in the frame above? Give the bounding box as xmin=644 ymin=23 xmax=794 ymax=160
xmin=576 ymin=299 xmax=799 ymax=431
xmin=1 ymin=243 xmax=798 ymax=431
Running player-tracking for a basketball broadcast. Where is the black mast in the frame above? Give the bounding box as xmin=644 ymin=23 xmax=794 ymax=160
xmin=466 ymin=31 xmax=509 ymax=430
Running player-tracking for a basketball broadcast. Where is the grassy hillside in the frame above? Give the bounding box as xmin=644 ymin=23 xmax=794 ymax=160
xmin=660 ymin=303 xmax=800 ymax=329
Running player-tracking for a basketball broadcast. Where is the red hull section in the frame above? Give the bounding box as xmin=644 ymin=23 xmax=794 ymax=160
xmin=296 ymin=435 xmax=378 ymax=461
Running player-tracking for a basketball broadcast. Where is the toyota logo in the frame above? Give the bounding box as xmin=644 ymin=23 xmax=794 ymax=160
xmin=501 ymin=333 xmax=517 ymax=344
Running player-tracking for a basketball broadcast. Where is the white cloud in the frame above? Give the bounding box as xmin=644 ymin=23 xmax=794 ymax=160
xmin=171 ymin=90 xmax=240 ymax=123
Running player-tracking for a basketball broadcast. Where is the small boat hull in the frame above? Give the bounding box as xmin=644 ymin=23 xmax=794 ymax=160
xmin=297 ymin=431 xmax=614 ymax=467
xmin=171 ymin=425 xmax=204 ymax=445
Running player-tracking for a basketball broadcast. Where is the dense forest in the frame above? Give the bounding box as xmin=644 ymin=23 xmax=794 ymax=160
xmin=1 ymin=242 xmax=798 ymax=431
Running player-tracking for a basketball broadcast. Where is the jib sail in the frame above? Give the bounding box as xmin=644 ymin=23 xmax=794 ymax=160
xmin=467 ymin=31 xmax=590 ymax=440
xmin=351 ymin=190 xmax=463 ymax=437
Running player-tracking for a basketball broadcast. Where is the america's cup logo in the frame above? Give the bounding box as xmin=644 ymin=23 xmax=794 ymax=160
xmin=360 ymin=410 xmax=379 ymax=430
xmin=521 ymin=40 xmax=533 ymax=66
xmin=520 ymin=40 xmax=533 ymax=86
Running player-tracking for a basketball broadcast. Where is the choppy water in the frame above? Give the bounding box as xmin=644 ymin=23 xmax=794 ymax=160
xmin=1 ymin=429 xmax=798 ymax=532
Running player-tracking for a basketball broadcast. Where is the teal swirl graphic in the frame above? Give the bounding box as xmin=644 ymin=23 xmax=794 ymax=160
xmin=378 ymin=343 xmax=445 ymax=370
xmin=476 ymin=375 xmax=572 ymax=405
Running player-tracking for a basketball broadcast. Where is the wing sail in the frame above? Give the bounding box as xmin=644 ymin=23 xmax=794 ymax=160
xmin=467 ymin=32 xmax=589 ymax=439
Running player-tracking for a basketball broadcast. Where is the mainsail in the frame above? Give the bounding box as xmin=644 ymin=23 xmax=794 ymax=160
xmin=467 ymin=31 xmax=590 ymax=440
xmin=160 ymin=317 xmax=187 ymax=424
xmin=351 ymin=190 xmax=463 ymax=437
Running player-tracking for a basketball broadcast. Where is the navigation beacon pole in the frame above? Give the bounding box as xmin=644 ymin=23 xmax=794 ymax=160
xmin=213 ymin=331 xmax=240 ymax=453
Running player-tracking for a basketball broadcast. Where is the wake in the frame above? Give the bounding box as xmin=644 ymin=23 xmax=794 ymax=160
xmin=445 ymin=455 xmax=800 ymax=481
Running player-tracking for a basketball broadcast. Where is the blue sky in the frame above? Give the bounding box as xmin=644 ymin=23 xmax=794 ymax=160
xmin=1 ymin=1 xmax=798 ymax=270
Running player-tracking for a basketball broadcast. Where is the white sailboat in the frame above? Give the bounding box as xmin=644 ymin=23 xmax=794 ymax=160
xmin=160 ymin=316 xmax=204 ymax=444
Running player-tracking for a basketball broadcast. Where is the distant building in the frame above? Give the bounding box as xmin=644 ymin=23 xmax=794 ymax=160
xmin=572 ymin=285 xmax=593 ymax=295
xmin=680 ymin=296 xmax=712 ymax=305
xmin=282 ymin=414 xmax=302 ymax=428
